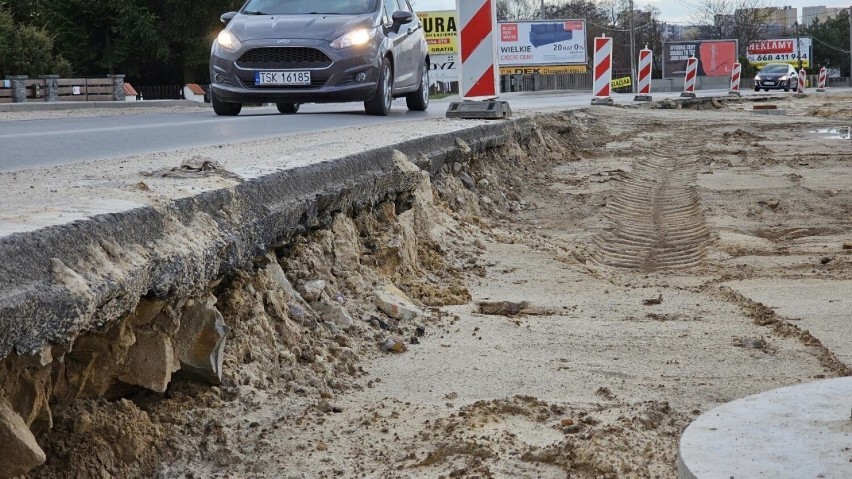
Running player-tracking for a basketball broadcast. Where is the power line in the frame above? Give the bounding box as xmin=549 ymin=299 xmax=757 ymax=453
xmin=810 ymin=34 xmax=851 ymax=53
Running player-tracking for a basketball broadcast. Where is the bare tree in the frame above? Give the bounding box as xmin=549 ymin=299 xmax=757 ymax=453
xmin=497 ymin=0 xmax=538 ymax=21
xmin=689 ymin=0 xmax=781 ymax=55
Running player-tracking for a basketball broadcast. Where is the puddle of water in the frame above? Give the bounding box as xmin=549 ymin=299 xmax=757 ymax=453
xmin=811 ymin=127 xmax=851 ymax=140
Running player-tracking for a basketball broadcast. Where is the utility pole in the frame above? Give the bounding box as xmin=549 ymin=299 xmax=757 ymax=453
xmin=848 ymin=6 xmax=851 ymax=83
xmin=629 ymin=0 xmax=636 ymax=93
xmin=540 ymin=0 xmax=545 ymax=19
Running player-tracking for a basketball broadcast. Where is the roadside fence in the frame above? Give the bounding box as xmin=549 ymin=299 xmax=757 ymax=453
xmin=0 ymin=75 xmax=126 ymax=103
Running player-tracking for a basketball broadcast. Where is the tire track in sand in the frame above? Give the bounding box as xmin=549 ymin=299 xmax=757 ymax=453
xmin=590 ymin=152 xmax=711 ymax=271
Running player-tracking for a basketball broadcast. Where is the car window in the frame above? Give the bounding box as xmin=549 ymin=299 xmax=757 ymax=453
xmin=761 ymin=64 xmax=787 ymax=73
xmin=382 ymin=0 xmax=397 ymax=23
xmin=243 ymin=0 xmax=378 ymax=15
xmin=396 ymin=0 xmax=412 ymax=12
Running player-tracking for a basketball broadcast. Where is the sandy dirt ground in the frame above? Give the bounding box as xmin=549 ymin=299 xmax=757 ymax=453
xmin=28 ymin=94 xmax=851 ymax=478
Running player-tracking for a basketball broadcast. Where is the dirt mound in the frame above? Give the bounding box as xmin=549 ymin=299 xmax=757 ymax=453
xmin=35 ymin=399 xmax=162 ymax=479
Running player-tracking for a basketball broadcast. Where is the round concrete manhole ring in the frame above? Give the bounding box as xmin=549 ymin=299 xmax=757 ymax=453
xmin=678 ymin=377 xmax=852 ymax=478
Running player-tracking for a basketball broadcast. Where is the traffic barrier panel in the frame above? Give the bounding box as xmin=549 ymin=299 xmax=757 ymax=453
xmin=729 ymin=62 xmax=741 ymax=96
xmin=681 ymin=56 xmax=697 ymax=98
xmin=446 ymin=0 xmax=510 ymax=119
xmin=797 ymin=69 xmax=806 ymax=94
xmin=457 ymin=0 xmax=498 ymax=99
xmin=591 ymin=34 xmax=614 ymax=105
xmin=634 ymin=46 xmax=652 ymax=102
xmin=817 ymin=67 xmax=827 ymax=92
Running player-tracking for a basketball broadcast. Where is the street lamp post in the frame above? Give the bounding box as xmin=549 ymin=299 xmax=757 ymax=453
xmin=794 ymin=21 xmax=803 ymax=71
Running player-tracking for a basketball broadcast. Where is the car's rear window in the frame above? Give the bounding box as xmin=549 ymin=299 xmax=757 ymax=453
xmin=243 ymin=0 xmax=379 ymax=15
xmin=761 ymin=64 xmax=788 ymax=73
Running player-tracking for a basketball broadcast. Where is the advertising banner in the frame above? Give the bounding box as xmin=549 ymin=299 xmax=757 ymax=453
xmin=747 ymin=38 xmax=812 ymax=68
xmin=416 ymin=10 xmax=458 ymax=55
xmin=497 ymin=20 xmax=587 ymax=66
xmin=663 ymin=40 xmax=738 ymax=78
xmin=499 ymin=65 xmax=587 ymax=75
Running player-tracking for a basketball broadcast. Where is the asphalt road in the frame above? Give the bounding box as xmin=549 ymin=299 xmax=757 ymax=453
xmin=0 ymin=88 xmax=819 ymax=172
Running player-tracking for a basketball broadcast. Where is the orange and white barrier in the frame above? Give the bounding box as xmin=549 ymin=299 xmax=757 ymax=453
xmin=681 ymin=56 xmax=697 ymax=98
xmin=634 ymin=46 xmax=652 ymax=101
xmin=457 ymin=0 xmax=499 ymax=99
xmin=797 ymin=69 xmax=806 ymax=94
xmin=591 ymin=35 xmax=613 ymax=105
xmin=729 ymin=62 xmax=741 ymax=96
xmin=817 ymin=67 xmax=827 ymax=92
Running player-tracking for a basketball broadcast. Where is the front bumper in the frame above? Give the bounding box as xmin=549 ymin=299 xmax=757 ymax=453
xmin=754 ymin=78 xmax=790 ymax=89
xmin=210 ymin=38 xmax=381 ymax=104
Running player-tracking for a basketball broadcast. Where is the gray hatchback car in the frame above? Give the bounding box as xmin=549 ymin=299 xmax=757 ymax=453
xmin=210 ymin=0 xmax=429 ymax=116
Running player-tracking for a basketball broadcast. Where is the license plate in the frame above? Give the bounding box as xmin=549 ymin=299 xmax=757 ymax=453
xmin=255 ymin=71 xmax=311 ymax=85
xmin=765 ymin=81 xmax=776 ymax=85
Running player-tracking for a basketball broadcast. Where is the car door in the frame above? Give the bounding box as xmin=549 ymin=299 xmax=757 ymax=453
xmin=393 ymin=0 xmax=421 ymax=89
xmin=381 ymin=0 xmax=408 ymax=90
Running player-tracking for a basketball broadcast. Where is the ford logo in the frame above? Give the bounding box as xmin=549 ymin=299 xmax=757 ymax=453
xmin=276 ymin=39 xmax=291 ymax=44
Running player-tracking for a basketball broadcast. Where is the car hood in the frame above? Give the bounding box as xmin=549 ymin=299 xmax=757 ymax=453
xmin=228 ymin=13 xmax=377 ymax=42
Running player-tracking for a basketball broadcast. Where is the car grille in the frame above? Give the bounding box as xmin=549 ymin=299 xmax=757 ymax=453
xmin=236 ymin=47 xmax=333 ymax=69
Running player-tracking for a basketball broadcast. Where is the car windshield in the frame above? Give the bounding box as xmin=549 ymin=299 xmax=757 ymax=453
xmin=242 ymin=0 xmax=378 ymax=15
xmin=761 ymin=65 xmax=788 ymax=73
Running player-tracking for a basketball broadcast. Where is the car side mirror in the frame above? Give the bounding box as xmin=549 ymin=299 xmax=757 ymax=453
xmin=391 ymin=11 xmax=415 ymax=32
xmin=221 ymin=11 xmax=237 ymax=24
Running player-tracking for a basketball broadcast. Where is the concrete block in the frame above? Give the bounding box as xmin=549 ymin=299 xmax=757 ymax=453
xmin=314 ymin=302 xmax=354 ymax=329
xmin=118 ymin=331 xmax=179 ymax=393
xmin=173 ymin=300 xmax=230 ymax=385
xmin=446 ymin=100 xmax=512 ymax=119
xmin=0 ymin=401 xmax=45 ymax=478
xmin=374 ymin=284 xmax=423 ymax=321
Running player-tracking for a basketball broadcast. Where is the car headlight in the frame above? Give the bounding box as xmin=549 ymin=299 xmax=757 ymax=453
xmin=754 ymin=75 xmax=761 ymax=81
xmin=779 ymin=75 xmax=787 ymax=81
xmin=217 ymin=30 xmax=242 ymax=52
xmin=330 ymin=28 xmax=376 ymax=49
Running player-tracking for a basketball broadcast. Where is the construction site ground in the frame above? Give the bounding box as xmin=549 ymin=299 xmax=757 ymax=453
xmin=16 ymin=93 xmax=852 ymax=479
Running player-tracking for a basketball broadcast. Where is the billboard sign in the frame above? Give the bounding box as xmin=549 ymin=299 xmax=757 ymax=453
xmin=429 ymin=54 xmax=458 ymax=83
xmin=416 ymin=10 xmax=458 ymax=55
xmin=747 ymin=38 xmax=812 ymax=68
xmin=497 ymin=20 xmax=587 ymax=66
xmin=663 ymin=40 xmax=738 ymax=78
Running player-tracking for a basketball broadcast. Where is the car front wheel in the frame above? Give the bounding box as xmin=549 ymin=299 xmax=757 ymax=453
xmin=212 ymin=92 xmax=242 ymax=116
xmin=365 ymin=58 xmax=393 ymax=116
xmin=406 ymin=63 xmax=429 ymax=111
xmin=277 ymin=103 xmax=299 ymax=114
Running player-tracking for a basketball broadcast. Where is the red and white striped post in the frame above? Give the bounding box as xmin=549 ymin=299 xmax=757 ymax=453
xmin=446 ymin=0 xmax=511 ymax=118
xmin=681 ymin=55 xmax=698 ymax=98
xmin=817 ymin=66 xmax=827 ymax=92
xmin=591 ymin=34 xmax=614 ymax=105
xmin=457 ymin=0 xmax=498 ymax=99
xmin=728 ymin=62 xmax=741 ymax=96
xmin=634 ymin=46 xmax=652 ymax=102
xmin=797 ymin=68 xmax=806 ymax=94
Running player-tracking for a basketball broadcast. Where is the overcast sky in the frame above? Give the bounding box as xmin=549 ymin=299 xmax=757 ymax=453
xmin=411 ymin=0 xmax=850 ymax=24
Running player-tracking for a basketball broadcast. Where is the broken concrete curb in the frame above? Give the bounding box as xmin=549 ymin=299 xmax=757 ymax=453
xmin=0 ymin=119 xmax=533 ymax=361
